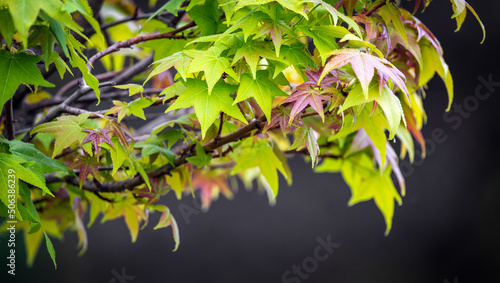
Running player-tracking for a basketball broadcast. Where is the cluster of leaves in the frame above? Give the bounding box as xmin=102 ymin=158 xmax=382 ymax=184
xmin=0 ymin=0 xmax=484 ymax=268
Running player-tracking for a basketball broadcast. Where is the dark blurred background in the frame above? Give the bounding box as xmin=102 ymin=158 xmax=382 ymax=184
xmin=2 ymin=1 xmax=500 ymax=282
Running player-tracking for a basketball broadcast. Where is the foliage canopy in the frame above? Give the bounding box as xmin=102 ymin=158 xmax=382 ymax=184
xmin=0 ymin=0 xmax=484 ymax=268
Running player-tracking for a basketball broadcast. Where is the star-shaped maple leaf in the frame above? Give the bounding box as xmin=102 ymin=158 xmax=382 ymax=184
xmin=69 ymin=154 xmax=103 ymax=188
xmin=281 ymin=69 xmax=339 ymax=124
xmin=263 ymin=106 xmax=303 ymax=135
xmin=192 ymin=170 xmax=233 ymax=211
xmin=82 ymin=128 xmax=114 ymax=158
xmin=319 ymin=48 xmax=409 ymax=100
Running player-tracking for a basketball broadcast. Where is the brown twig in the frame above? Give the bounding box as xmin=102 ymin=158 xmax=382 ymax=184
xmin=21 ymin=81 xmax=116 ymax=142
xmin=86 ymin=21 xmax=196 ymax=74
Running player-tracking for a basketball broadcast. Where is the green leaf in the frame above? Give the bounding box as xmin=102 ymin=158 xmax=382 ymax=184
xmin=151 ymin=205 xmax=180 ymax=251
xmin=184 ymin=45 xmax=236 ymax=94
xmin=289 ymin=127 xmax=319 ymax=167
xmin=0 ymin=10 xmax=15 ymax=48
xmin=166 ymin=79 xmax=247 ymax=138
xmin=134 ymin=142 xmax=176 ymax=166
xmin=101 ymin=197 xmax=147 ymax=243
xmin=450 ymin=0 xmax=485 ymax=43
xmin=3 ymin=139 xmax=68 ymax=177
xmin=146 ymin=52 xmax=187 ymax=83
xmin=68 ymin=42 xmax=100 ymax=103
xmin=339 ymin=83 xmax=405 ymax=139
xmin=344 ymin=163 xmax=402 ymax=236
xmin=186 ymin=143 xmax=212 ymax=168
xmin=0 ymin=50 xmax=54 ymax=116
xmin=63 ymin=0 xmax=104 ymax=46
xmin=31 ymin=113 xmax=91 ymax=158
xmin=234 ymin=70 xmax=288 ymax=122
xmin=5 ymin=0 xmax=67 ymax=48
xmin=305 ymin=0 xmax=362 ymax=38
xmin=298 ymin=25 xmax=345 ymax=65
xmin=231 ymin=140 xmax=288 ymax=200
xmin=232 ymin=38 xmax=278 ymax=79
xmin=114 ymin=84 xmax=144 ymax=96
xmin=188 ymin=0 xmax=219 ymax=35
xmin=148 ymin=0 xmax=184 ymax=20
xmin=44 ymin=231 xmax=57 ymax=269
xmin=378 ymin=3 xmax=408 ymax=47
xmin=128 ymin=154 xmax=152 ymax=191
xmin=99 ymin=137 xmax=128 ymax=175
xmin=18 ymin=182 xmax=42 ymax=227
xmin=50 ymin=52 xmax=73 ymax=79
xmin=128 ymin=97 xmax=157 ymax=120
xmin=419 ymin=39 xmax=453 ymax=111
xmin=0 ymin=152 xmax=52 ymax=218
xmin=234 ymin=0 xmax=308 ymax=19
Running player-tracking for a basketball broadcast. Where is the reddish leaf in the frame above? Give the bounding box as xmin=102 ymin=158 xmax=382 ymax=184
xmin=105 ymin=119 xmax=133 ymax=150
xmin=82 ymin=128 xmax=114 ymax=158
xmin=69 ymin=154 xmax=103 ymax=188
xmin=263 ymin=106 xmax=303 ymax=135
xmin=281 ymin=69 xmax=340 ymax=123
xmin=320 ymin=48 xmax=409 ymax=100
xmin=192 ymin=170 xmax=233 ymax=211
xmin=404 ymin=108 xmax=426 ymax=157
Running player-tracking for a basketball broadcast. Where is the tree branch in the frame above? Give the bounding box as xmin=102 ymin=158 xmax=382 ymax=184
xmin=86 ymin=21 xmax=196 ymax=74
xmin=21 ymin=81 xmax=116 ymax=142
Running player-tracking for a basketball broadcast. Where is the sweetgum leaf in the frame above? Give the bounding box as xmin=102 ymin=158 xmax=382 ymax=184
xmin=232 ymin=38 xmax=278 ymax=79
xmin=320 ymin=48 xmax=409 ymax=100
xmin=69 ymin=154 xmax=103 ymax=188
xmin=188 ymin=0 xmax=219 ymax=35
xmin=82 ymin=128 xmax=114 ymax=159
xmin=31 ymin=113 xmax=91 ymax=158
xmin=4 ymin=0 xmax=81 ymax=48
xmin=344 ymin=162 xmax=402 ymax=236
xmin=289 ymin=127 xmax=319 ymax=168
xmin=184 ymin=45 xmax=236 ymax=94
xmin=3 ymin=139 xmax=68 ymax=177
xmin=146 ymin=52 xmax=190 ymax=83
xmin=166 ymin=79 xmax=247 ymax=138
xmin=339 ymin=82 xmax=405 ymax=139
xmin=44 ymin=231 xmax=57 ymax=269
xmin=151 ymin=205 xmax=180 ymax=251
xmin=235 ymin=70 xmax=288 ymax=122
xmin=450 ymin=0 xmax=485 ymax=43
xmin=378 ymin=3 xmax=408 ymax=47
xmin=192 ymin=170 xmax=233 ymax=211
xmin=0 ymin=152 xmax=52 ymax=219
xmin=234 ymin=0 xmax=308 ymax=19
xmin=100 ymin=137 xmax=128 ymax=176
xmin=101 ymin=197 xmax=147 ymax=243
xmin=231 ymin=140 xmax=288 ymax=200
xmin=305 ymin=0 xmax=362 ymax=38
xmin=186 ymin=143 xmax=212 ymax=168
xmin=0 ymin=50 xmax=54 ymax=116
xmin=113 ymin=84 xmax=144 ymax=96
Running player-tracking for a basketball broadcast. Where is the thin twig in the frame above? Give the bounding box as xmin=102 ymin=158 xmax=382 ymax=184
xmin=21 ymin=81 xmax=116 ymax=142
xmin=55 ymin=71 xmax=120 ymax=98
xmin=86 ymin=21 xmax=196 ymax=74
xmin=100 ymin=10 xmax=175 ymax=31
